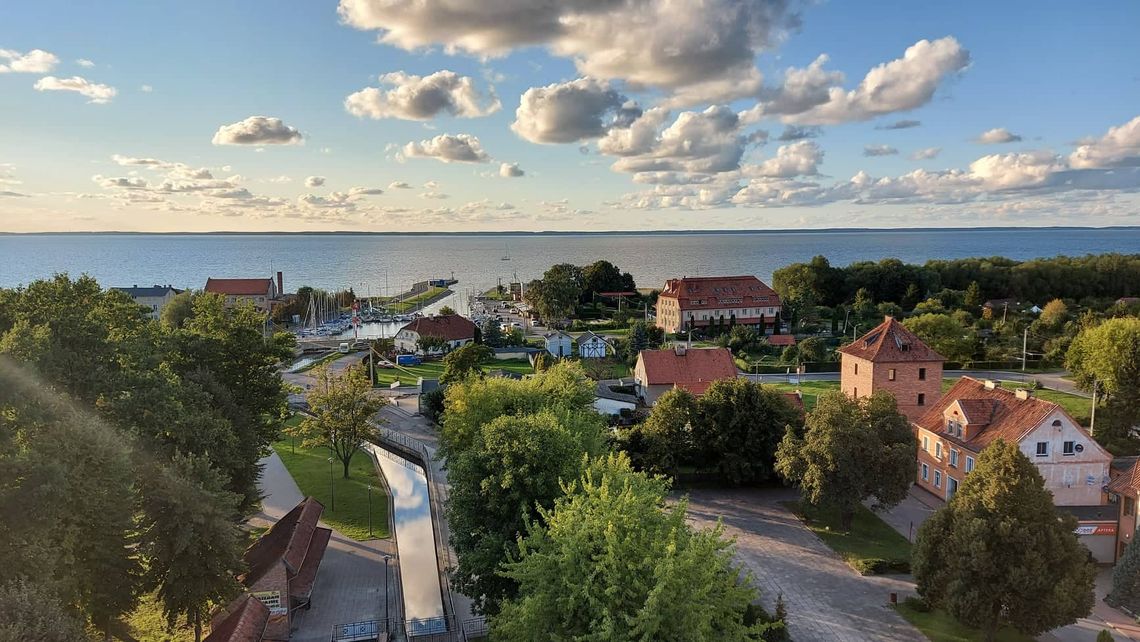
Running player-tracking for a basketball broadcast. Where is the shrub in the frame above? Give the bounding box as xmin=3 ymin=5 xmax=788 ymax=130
xmin=902 ymin=595 xmax=931 ymax=613
xmin=851 ymin=557 xmax=911 ymax=575
xmin=1097 ymin=630 xmax=1114 ymax=642
xmin=744 ymin=598 xmax=790 ymax=642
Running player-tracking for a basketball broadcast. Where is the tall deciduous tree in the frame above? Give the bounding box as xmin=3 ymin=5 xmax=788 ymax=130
xmin=693 ymin=378 xmax=803 ymax=485
xmin=493 ymin=453 xmax=774 ymax=641
xmin=0 ymin=580 xmax=88 ymax=642
xmin=903 ymin=312 xmax=975 ymax=363
xmin=1067 ymin=317 xmax=1140 ymax=452
xmin=634 ymin=387 xmax=698 ymax=476
xmin=524 ymin=263 xmax=583 ymax=324
xmin=776 ymin=391 xmax=914 ymax=529
xmin=1107 ymin=525 xmax=1140 ymax=614
xmin=913 ymin=440 xmax=1095 ymax=641
xmin=290 ymin=364 xmax=383 ymax=479
xmin=440 ymin=343 xmax=494 ymax=384
xmin=141 ymin=454 xmax=245 ymax=642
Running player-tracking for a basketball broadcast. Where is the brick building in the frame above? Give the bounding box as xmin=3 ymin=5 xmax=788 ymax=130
xmin=1108 ymin=460 xmax=1140 ymax=560
xmin=204 ymin=272 xmax=284 ymax=314
xmin=837 ymin=316 xmax=944 ymax=421
xmin=632 ymin=346 xmax=738 ymax=406
xmin=655 ymin=276 xmax=781 ymax=335
xmin=204 ymin=594 xmax=270 ymax=642
xmin=224 ymin=496 xmax=332 ymax=641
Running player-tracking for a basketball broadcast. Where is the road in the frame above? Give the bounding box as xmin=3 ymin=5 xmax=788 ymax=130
xmin=745 ymin=368 xmax=1089 ymax=396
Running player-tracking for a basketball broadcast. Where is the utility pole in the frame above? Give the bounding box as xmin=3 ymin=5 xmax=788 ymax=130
xmin=1002 ymin=302 xmax=1009 ymax=325
xmin=1090 ymin=380 xmax=1098 ymax=436
xmin=1026 ymin=326 xmax=1035 ymax=371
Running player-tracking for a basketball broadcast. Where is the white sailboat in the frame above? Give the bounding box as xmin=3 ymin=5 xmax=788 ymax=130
xmin=501 ymin=242 xmax=511 ymax=261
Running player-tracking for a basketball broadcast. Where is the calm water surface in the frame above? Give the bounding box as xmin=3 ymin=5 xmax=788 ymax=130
xmin=1 ymin=229 xmax=1137 ymax=293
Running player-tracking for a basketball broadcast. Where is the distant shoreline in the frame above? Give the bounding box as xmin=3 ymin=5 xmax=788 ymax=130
xmin=2 ymin=226 xmax=1138 ymax=237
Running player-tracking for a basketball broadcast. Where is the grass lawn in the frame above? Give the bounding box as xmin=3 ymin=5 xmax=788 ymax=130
xmin=764 ymin=380 xmax=840 ymax=410
xmin=388 ymin=286 xmax=448 ymax=313
xmin=480 ymin=287 xmax=508 ymax=300
xmin=373 ymin=358 xmax=535 ymax=385
xmin=785 ymin=501 xmax=913 ymax=575
xmin=893 ymin=602 xmax=1036 ymax=642
xmin=272 ymin=437 xmax=391 ymax=540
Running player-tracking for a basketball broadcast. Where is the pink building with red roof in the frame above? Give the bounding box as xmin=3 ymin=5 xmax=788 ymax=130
xmin=204 ymin=272 xmax=284 ymax=313
xmin=655 ymin=275 xmax=781 ymax=335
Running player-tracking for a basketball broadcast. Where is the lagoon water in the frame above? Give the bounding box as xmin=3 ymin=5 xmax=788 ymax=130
xmin=1 ymin=229 xmax=1138 ymax=294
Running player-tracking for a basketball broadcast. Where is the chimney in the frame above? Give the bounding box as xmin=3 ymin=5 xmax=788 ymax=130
xmin=674 ymin=344 xmax=687 ymax=356
xmin=1015 ymin=388 xmax=1032 ymax=400
xmin=983 ymin=380 xmax=997 ymax=390
xmin=276 ymin=271 xmax=283 ymax=296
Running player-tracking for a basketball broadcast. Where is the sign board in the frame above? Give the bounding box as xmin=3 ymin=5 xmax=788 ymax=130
xmin=1074 ymin=523 xmax=1117 ymax=536
xmin=252 ymin=590 xmax=288 ymax=616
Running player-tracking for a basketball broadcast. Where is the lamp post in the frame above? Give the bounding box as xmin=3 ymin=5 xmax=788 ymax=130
xmin=327 ymin=457 xmax=335 ymax=511
xmin=367 ymin=484 xmax=373 ymax=537
xmin=383 ymin=554 xmax=393 ymax=632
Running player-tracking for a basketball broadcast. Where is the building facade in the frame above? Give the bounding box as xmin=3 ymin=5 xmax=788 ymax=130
xmin=655 ymin=276 xmax=781 ymax=335
xmin=112 ymin=284 xmax=182 ymax=319
xmin=577 ymin=331 xmax=611 ymax=359
xmin=204 ymin=272 xmax=284 ymax=314
xmin=838 ymin=317 xmax=945 ymax=421
xmin=632 ymin=346 xmax=738 ymax=406
xmin=395 ymin=314 xmax=477 ymax=354
xmin=543 ymin=330 xmax=573 ymax=358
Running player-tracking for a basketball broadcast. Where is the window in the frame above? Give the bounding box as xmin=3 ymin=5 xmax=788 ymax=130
xmin=1126 ymin=497 xmax=1136 ymax=517
xmin=922 ymin=436 xmax=929 ymax=452
xmin=888 ymin=368 xmax=896 ymax=381
xmin=947 ymin=477 xmax=959 ymax=499
xmin=950 ymin=449 xmax=959 ymax=468
xmin=917 ymin=393 xmax=926 ymax=406
xmin=965 ymin=456 xmax=975 ymax=473
xmin=934 ymin=471 xmax=942 ymax=488
xmin=1035 ymin=442 xmax=1049 ymax=457
xmin=921 ymin=463 xmax=929 ymax=481
xmin=1063 ymin=441 xmax=1075 ymax=456
xmin=854 ymin=363 xmax=859 ymax=375
xmin=918 ymin=367 xmax=927 ymax=381
xmin=935 ymin=442 xmax=942 ymax=459
xmin=853 ymin=387 xmax=858 ymax=397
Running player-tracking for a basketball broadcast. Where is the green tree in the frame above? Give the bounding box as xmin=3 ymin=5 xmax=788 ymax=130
xmin=581 ymin=260 xmax=636 ymax=301
xmin=1107 ymin=527 xmax=1140 ymax=614
xmin=141 ymin=454 xmax=244 ymax=642
xmin=447 ymin=410 xmax=605 ymax=615
xmin=161 ymin=290 xmax=196 ymax=328
xmin=964 ymin=280 xmax=984 ymax=308
xmin=0 ymin=580 xmax=88 ymax=642
xmin=1067 ymin=318 xmax=1140 ymax=452
xmin=903 ymin=313 xmax=975 ymax=363
xmin=481 ymin=317 xmax=504 ymax=348
xmin=902 ymin=283 xmax=923 ymax=310
xmin=913 ymin=440 xmax=1095 ymax=641
xmin=289 ymin=364 xmax=383 ymax=479
xmin=493 ymin=453 xmax=772 ymax=641
xmin=797 ymin=336 xmax=826 ymax=363
xmin=439 ymin=305 xmax=456 ymax=316
xmin=776 ymin=391 xmax=914 ymax=530
xmin=503 ymin=327 xmax=525 ymax=347
xmin=440 ymin=343 xmax=493 ymax=384
xmin=525 ymin=263 xmax=583 ymax=323
xmin=635 ymin=388 xmax=698 ymax=476
xmin=692 ymin=378 xmax=803 ymax=485
xmin=1039 ymin=298 xmax=1069 ymax=328
xmin=416 ymin=334 xmax=449 ymax=353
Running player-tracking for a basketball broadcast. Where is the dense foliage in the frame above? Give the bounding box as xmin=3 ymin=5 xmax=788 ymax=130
xmin=1067 ymin=317 xmax=1140 ymax=453
xmin=523 ymin=260 xmax=639 ymax=326
xmin=493 ymin=453 xmax=776 ymax=641
xmin=913 ymin=440 xmax=1096 ymax=640
xmin=287 ymin=363 xmax=383 ymax=478
xmin=0 ymin=275 xmax=293 ymax=639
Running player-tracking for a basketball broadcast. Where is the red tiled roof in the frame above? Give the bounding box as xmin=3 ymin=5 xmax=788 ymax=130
xmin=205 ymin=594 xmax=269 ymax=642
xmin=915 ymin=377 xmax=1062 ymax=451
xmin=767 ymin=334 xmax=796 ymax=346
xmin=837 ymin=316 xmax=945 ymax=363
xmin=242 ymin=497 xmax=326 ymax=589
xmin=205 ymin=278 xmax=273 ymax=296
xmin=638 ymin=347 xmax=738 ymax=386
xmin=290 ymin=527 xmax=332 ymax=602
xmin=1108 ymin=460 xmax=1140 ymax=496
xmin=658 ymin=276 xmax=780 ymax=310
xmin=400 ymin=314 xmax=477 ymax=341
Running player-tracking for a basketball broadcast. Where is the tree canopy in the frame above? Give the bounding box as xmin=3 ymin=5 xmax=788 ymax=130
xmin=289 ymin=364 xmax=383 ymax=479
xmin=1067 ymin=317 xmax=1140 ymax=452
xmin=912 ymin=440 xmax=1096 ymax=641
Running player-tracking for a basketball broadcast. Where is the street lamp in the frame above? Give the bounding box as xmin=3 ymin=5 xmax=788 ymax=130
xmin=327 ymin=457 xmax=335 ymax=511
xmin=382 ymin=554 xmax=393 ymax=633
xmin=367 ymin=484 xmax=373 ymax=537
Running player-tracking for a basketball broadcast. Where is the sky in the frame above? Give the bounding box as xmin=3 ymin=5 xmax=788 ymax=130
xmin=1 ymin=0 xmax=1139 ymax=233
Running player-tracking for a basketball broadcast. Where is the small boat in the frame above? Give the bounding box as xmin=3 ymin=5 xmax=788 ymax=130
xmin=501 ymin=242 xmax=510 ymax=261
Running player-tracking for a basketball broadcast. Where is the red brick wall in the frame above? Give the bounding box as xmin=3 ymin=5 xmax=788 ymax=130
xmin=840 ymin=354 xmax=942 ymax=421
xmin=248 ymin=564 xmax=290 ymax=641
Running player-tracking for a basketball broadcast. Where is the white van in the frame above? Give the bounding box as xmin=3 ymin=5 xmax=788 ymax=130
xmin=338 ymin=342 xmax=350 ymax=353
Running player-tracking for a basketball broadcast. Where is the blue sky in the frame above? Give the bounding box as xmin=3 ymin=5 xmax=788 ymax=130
xmin=1 ymin=0 xmax=1138 ymax=232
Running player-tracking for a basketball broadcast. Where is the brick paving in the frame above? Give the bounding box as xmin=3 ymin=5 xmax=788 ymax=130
xmin=684 ymin=487 xmax=921 ymax=642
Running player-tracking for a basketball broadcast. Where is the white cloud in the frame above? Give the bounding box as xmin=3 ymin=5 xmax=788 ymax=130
xmin=512 ymin=78 xmax=640 ymax=144
xmin=345 ymin=70 xmax=500 ymax=120
xmin=747 ymin=54 xmax=844 ymax=119
xmin=422 ymin=180 xmax=439 ymax=189
xmin=388 ymin=181 xmax=412 ymax=189
xmin=0 ymin=48 xmax=58 ymax=73
xmin=402 ymin=133 xmax=490 ymax=163
xmin=34 ymin=75 xmax=116 ymax=103
xmin=212 ymin=116 xmax=303 ymax=145
xmin=776 ymin=125 xmax=820 ymax=141
xmin=775 ymin=37 xmax=970 ymax=125
xmin=348 ymin=186 xmax=384 ymax=196
xmin=75 ymin=58 xmax=95 ymax=68
xmin=863 ymin=144 xmax=898 ymax=157
xmin=499 ymin=162 xmax=524 ymax=178
xmin=968 ymin=151 xmax=1063 ymax=189
xmin=877 ymin=119 xmax=921 ymax=130
xmin=1069 ymin=115 xmax=1140 ymax=169
xmin=305 ymin=176 xmax=326 ymax=188
xmin=911 ymin=147 xmax=942 ymax=160
xmin=93 ymin=175 xmax=149 ymax=189
xmin=749 ymin=141 xmax=823 ymax=177
xmin=140 ymin=84 xmax=153 ymax=93
xmin=267 ymin=175 xmax=293 ymax=183
xmin=337 ymin=0 xmax=798 ymax=104
xmin=420 ymin=191 xmax=449 ymax=199
xmin=606 ymin=106 xmax=748 ymax=175
xmin=975 ymin=127 xmax=1022 ymax=144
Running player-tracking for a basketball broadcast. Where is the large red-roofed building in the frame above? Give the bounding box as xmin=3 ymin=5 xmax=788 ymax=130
xmin=204 ymin=271 xmax=284 ymax=313
xmin=655 ymin=275 xmax=781 ymax=335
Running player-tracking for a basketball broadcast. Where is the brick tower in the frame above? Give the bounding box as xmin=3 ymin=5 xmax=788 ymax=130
xmin=838 ymin=316 xmax=945 ymax=421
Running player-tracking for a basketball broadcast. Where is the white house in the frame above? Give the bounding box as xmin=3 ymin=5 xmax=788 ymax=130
xmin=112 ymin=284 xmax=182 ymax=319
xmin=395 ymin=314 xmax=478 ymax=354
xmin=577 ymin=331 xmax=612 ymax=359
xmin=544 ymin=330 xmax=573 ymax=358
xmin=632 ymin=346 xmax=739 ymax=406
